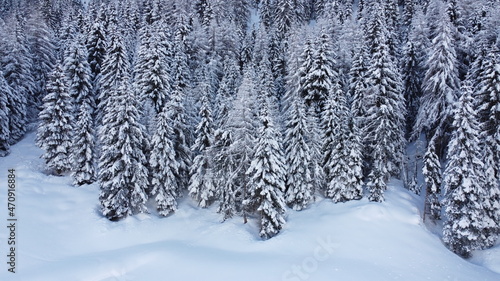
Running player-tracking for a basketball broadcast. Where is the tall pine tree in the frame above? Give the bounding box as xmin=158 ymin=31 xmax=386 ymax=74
xmin=247 ymin=101 xmax=287 ymax=239
xmin=36 ymin=64 xmax=74 ymax=176
xmin=443 ymin=81 xmax=494 ymax=258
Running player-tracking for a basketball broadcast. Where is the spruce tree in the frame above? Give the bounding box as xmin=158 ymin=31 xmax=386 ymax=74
xmin=247 ymin=101 xmax=287 ymax=239
xmin=414 ymin=4 xmax=459 ymax=145
xmin=188 ymin=92 xmax=216 ymax=208
xmin=135 ymin=23 xmax=171 ymax=114
xmin=26 ymin=12 xmax=57 ymax=113
xmin=149 ymin=106 xmax=179 ymax=217
xmin=443 ymin=81 xmax=492 ymax=258
xmin=214 ymin=68 xmax=257 ymax=221
xmin=97 ymin=27 xmax=130 ymax=125
xmin=36 ymin=64 xmax=74 ymax=176
xmin=169 ymin=44 xmax=193 ymax=193
xmin=98 ymin=75 xmax=150 ymax=220
xmin=422 ymin=133 xmax=442 ymax=221
xmin=482 ymin=141 xmax=500 ymax=247
xmin=64 ymin=38 xmax=92 ymax=108
xmin=304 ymin=29 xmax=337 ymax=115
xmin=284 ymin=95 xmax=314 ymax=211
xmin=364 ymin=11 xmax=406 ymax=202
xmin=1 ymin=25 xmax=33 ymax=143
xmin=0 ymin=74 xmax=11 ymax=156
xmin=86 ymin=21 xmax=106 ymax=81
xmin=71 ymin=94 xmax=96 ymax=186
xmin=324 ymin=82 xmax=364 ymax=202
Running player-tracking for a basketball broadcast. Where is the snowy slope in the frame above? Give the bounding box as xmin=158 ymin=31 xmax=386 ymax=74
xmin=0 ymin=132 xmax=499 ymax=281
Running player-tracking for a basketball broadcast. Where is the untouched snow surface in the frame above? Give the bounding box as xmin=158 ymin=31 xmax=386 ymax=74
xmin=0 ymin=132 xmax=499 ymax=281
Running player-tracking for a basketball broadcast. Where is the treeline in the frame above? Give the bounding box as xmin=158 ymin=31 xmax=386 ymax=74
xmin=0 ymin=0 xmax=499 ymax=257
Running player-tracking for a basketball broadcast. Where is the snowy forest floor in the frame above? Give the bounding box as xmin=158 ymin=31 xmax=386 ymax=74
xmin=0 ymin=132 xmax=499 ymax=281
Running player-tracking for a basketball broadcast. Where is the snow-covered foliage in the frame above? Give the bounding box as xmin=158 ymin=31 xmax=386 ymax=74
xmin=149 ymin=106 xmax=179 ymax=217
xmin=443 ymin=81 xmax=494 ymax=258
xmin=36 ymin=64 xmax=74 ymax=176
xmin=284 ymin=95 xmax=315 ymax=210
xmin=189 ymin=91 xmax=216 ymax=208
xmin=247 ymin=101 xmax=287 ymax=239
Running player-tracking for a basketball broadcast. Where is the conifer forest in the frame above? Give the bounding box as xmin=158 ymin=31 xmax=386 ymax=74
xmin=0 ymin=0 xmax=499 ymax=259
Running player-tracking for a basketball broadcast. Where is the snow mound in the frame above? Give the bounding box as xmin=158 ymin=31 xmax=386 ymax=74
xmin=0 ymin=133 xmax=499 ymax=281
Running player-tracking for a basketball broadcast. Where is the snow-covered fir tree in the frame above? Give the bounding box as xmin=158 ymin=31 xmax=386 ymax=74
xmin=476 ymin=45 xmax=500 ymax=169
xmin=97 ymin=26 xmax=130 ymax=126
xmin=325 ymin=79 xmax=364 ymax=202
xmin=0 ymin=73 xmax=11 ymax=156
xmin=364 ymin=6 xmax=406 ymax=202
xmin=188 ymin=91 xmax=216 ymax=208
xmin=284 ymin=94 xmax=315 ymax=211
xmin=304 ymin=29 xmax=337 ymax=116
xmin=26 ymin=11 xmax=57 ymax=114
xmin=135 ymin=22 xmax=171 ymax=114
xmin=247 ymin=101 xmax=287 ymax=239
xmin=168 ymin=44 xmax=193 ymax=194
xmin=86 ymin=21 xmax=106 ymax=82
xmin=349 ymin=44 xmax=370 ymax=124
xmin=1 ymin=22 xmax=32 ymax=144
xmin=149 ymin=105 xmax=180 ymax=217
xmin=214 ymin=67 xmax=257 ymax=221
xmin=36 ymin=64 xmax=74 ymax=176
xmin=63 ymin=36 xmax=96 ymax=186
xmin=443 ymin=80 xmax=494 ymax=258
xmin=414 ymin=1 xmax=459 ymax=144
xmin=64 ymin=38 xmax=92 ymax=109
xmin=422 ymin=133 xmax=443 ymax=221
xmin=71 ymin=92 xmax=96 ymax=186
xmin=98 ymin=74 xmax=150 ymax=220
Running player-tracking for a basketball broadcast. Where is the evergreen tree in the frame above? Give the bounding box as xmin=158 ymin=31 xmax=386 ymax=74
xmin=36 ymin=64 xmax=74 ymax=176
xmin=443 ymin=81 xmax=493 ymax=258
xmin=64 ymin=38 xmax=92 ymax=108
xmin=304 ymin=30 xmax=337 ymax=115
xmin=364 ymin=10 xmax=406 ymax=202
xmin=422 ymin=133 xmax=442 ymax=221
xmin=247 ymin=101 xmax=287 ymax=239
xmin=168 ymin=45 xmax=192 ymax=194
xmin=260 ymin=0 xmax=275 ymax=28
xmin=295 ymin=38 xmax=315 ymax=108
xmin=345 ymin=108 xmax=365 ymax=199
xmin=214 ymin=68 xmax=257 ymax=221
xmin=414 ymin=4 xmax=459 ymax=146
xmin=86 ymin=21 xmax=106 ymax=81
xmin=149 ymin=106 xmax=179 ymax=217
xmin=1 ymin=21 xmax=33 ymax=143
xmin=274 ymin=0 xmax=299 ymax=37
xmin=26 ymin=11 xmax=57 ymax=114
xmin=0 ymin=73 xmax=11 ymax=156
xmin=71 ymin=89 xmax=96 ymax=186
xmin=214 ymin=58 xmax=240 ymax=127
xmin=349 ymin=45 xmax=370 ymax=123
xmin=284 ymin=95 xmax=314 ymax=211
xmin=188 ymin=92 xmax=216 ymax=208
xmin=401 ymin=39 xmax=425 ymax=137
xmin=97 ymin=28 xmax=130 ymax=125
xmin=482 ymin=140 xmax=500 ymax=247
xmin=324 ymin=83 xmax=364 ymax=202
xmin=135 ymin=22 xmax=171 ymax=114
xmin=213 ymin=127 xmax=238 ymax=220
xmin=476 ymin=45 xmax=500 ymax=159
xmin=98 ymin=75 xmax=150 ymax=220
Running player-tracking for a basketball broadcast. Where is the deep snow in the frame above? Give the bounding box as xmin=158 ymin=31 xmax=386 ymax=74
xmin=0 ymin=132 xmax=499 ymax=281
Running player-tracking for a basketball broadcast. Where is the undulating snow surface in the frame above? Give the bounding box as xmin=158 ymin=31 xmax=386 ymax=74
xmin=0 ymin=132 xmax=499 ymax=281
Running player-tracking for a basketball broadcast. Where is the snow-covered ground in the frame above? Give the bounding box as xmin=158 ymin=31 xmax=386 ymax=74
xmin=0 ymin=132 xmax=499 ymax=281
